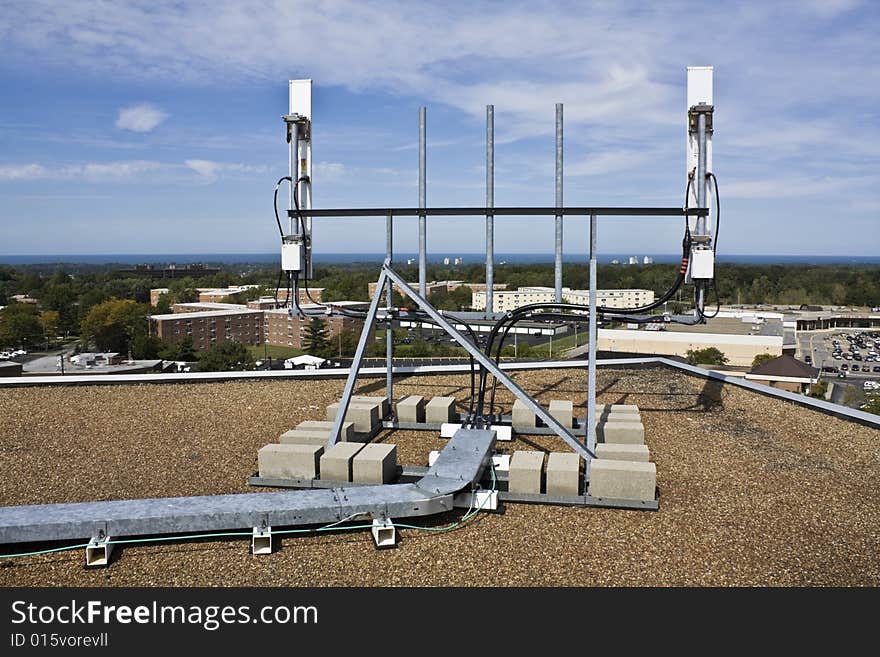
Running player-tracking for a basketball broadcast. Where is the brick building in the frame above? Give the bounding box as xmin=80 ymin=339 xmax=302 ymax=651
xmin=366 ymin=280 xmax=504 ymax=300
xmin=264 ymin=306 xmax=370 ymax=349
xmin=148 ymin=309 xmax=264 ymax=349
xmin=172 ymin=302 xmax=247 ymax=314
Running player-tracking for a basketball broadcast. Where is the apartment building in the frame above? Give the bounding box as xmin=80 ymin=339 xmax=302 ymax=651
xmin=264 ymin=305 xmax=370 ymax=349
xmin=148 ymin=309 xmax=264 ymax=349
xmin=471 ymin=286 xmax=655 ymax=313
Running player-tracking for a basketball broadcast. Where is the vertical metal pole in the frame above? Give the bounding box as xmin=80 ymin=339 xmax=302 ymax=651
xmin=288 ymin=123 xmax=298 ymax=235
xmin=695 ymin=112 xmax=708 ymax=311
xmin=419 ymin=107 xmax=427 ymax=298
xmin=485 ymin=105 xmax=494 ymax=318
xmin=554 ymin=103 xmax=563 ymax=303
xmin=696 ymin=112 xmax=707 ymax=236
xmin=386 ymin=213 xmax=394 ymax=406
xmin=586 ymin=212 xmax=598 ymax=476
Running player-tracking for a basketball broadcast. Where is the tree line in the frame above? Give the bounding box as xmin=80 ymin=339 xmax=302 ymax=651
xmin=2 ymin=261 xmax=878 ymax=355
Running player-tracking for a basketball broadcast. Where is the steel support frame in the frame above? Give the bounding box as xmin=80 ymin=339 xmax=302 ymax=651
xmin=554 ymin=103 xmax=563 ymax=303
xmin=383 ymin=264 xmax=594 ymax=461
xmin=418 ymin=107 xmax=427 ymax=298
xmin=293 ymin=206 xmax=706 ymax=218
xmin=485 ymin=105 xmax=494 ymax=318
xmin=386 ymin=214 xmax=393 ymax=405
xmin=586 ymin=212 xmax=598 ymax=473
xmin=327 ymin=264 xmax=390 ymax=448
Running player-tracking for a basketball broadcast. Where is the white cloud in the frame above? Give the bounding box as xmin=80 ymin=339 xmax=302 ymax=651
xmin=0 ymin=164 xmax=49 ymax=180
xmin=0 ymin=160 xmax=161 ymax=181
xmin=723 ymin=176 xmax=857 ymax=199
xmin=115 ymin=103 xmax=168 ymax=132
xmin=313 ymin=162 xmax=345 ymax=181
xmin=185 ymin=159 xmax=268 ymax=182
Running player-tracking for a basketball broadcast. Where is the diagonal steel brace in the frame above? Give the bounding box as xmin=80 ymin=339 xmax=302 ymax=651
xmin=383 ymin=264 xmax=594 ymax=461
xmin=326 ymin=264 xmax=390 ymax=448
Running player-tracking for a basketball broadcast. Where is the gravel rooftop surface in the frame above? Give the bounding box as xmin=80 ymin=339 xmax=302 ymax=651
xmin=1 ymin=366 xmax=878 ymax=586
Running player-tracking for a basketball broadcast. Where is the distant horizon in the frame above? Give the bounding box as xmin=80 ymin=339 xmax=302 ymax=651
xmin=3 ymin=250 xmax=880 ymax=258
xmin=2 ymin=252 xmax=880 ymax=266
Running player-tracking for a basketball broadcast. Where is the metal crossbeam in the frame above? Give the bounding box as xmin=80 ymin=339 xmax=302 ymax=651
xmin=383 ymin=264 xmax=594 ymax=461
xmin=292 ymin=206 xmax=707 ymax=218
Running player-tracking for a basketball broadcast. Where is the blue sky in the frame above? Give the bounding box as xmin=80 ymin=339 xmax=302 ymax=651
xmin=0 ymin=0 xmax=877 ymax=257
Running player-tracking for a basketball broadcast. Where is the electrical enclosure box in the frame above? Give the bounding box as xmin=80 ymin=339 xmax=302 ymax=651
xmin=281 ymin=237 xmax=304 ymax=272
xmin=690 ymin=248 xmax=715 ymax=280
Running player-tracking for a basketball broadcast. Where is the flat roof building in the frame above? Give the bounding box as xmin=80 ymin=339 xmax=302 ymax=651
xmin=264 ymin=306 xmax=370 ymax=350
xmin=471 ymin=287 xmax=655 ymax=313
xmin=149 ymin=309 xmax=264 ymax=350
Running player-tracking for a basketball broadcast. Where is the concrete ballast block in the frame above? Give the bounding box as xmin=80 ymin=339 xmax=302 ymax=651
xmin=546 ymin=452 xmax=580 ymax=496
xmin=508 ymin=450 xmax=545 ymax=494
xmin=350 ymin=395 xmax=390 ymax=418
xmin=352 ymin=443 xmax=398 ymax=484
xmin=599 ymin=411 xmax=641 ymax=423
xmin=589 ymin=459 xmax=656 ymax=502
xmin=596 ymin=443 xmax=651 ymax=462
xmin=320 ymin=442 xmax=365 ymax=482
xmin=326 ymin=402 xmax=380 ymax=433
xmin=279 ymin=430 xmax=331 ymax=446
xmin=258 ymin=443 xmax=323 ymax=480
xmin=296 ymin=420 xmax=354 ymax=442
xmin=396 ymin=395 xmax=426 ymax=423
xmin=426 ymin=396 xmax=457 ymax=423
xmin=598 ymin=421 xmax=645 ymax=445
xmin=549 ymin=399 xmax=574 ymax=428
xmin=596 ymin=404 xmax=639 ymax=414
xmin=511 ymin=399 xmax=537 ymax=429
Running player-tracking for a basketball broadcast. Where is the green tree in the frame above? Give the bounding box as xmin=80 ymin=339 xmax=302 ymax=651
xmin=301 ymin=318 xmax=330 ymax=356
xmin=843 ymin=385 xmax=865 ymax=408
xmin=158 ymin=336 xmax=197 ymax=361
xmin=337 ymin=328 xmax=360 ymax=357
xmin=39 ymin=310 xmax=60 ymax=346
xmin=751 ymin=353 xmax=776 ymax=368
xmin=0 ymin=303 xmax=44 ymax=348
xmin=686 ymin=347 xmax=729 ymax=367
xmin=196 ymin=341 xmax=254 ymax=372
xmin=80 ymin=298 xmax=149 ymax=353
xmin=862 ymin=395 xmax=880 ymax=416
xmin=131 ymin=334 xmax=164 ymax=359
xmin=807 ymin=380 xmax=828 ymax=399
xmin=154 ymin=292 xmax=172 ymax=314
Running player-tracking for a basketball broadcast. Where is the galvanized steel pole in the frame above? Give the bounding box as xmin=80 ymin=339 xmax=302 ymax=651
xmin=419 ymin=107 xmax=427 ymax=299
xmin=555 ymin=103 xmax=563 ymax=303
xmin=696 ymin=112 xmax=707 ymax=236
xmin=288 ymin=122 xmax=298 ymax=235
xmin=386 ymin=213 xmax=394 ymax=407
xmin=586 ymin=212 xmax=598 ymax=475
xmin=695 ymin=111 xmax=707 ymax=311
xmin=486 ymin=105 xmax=494 ymax=318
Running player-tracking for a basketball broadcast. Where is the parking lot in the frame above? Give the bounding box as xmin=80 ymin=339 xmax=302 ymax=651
xmin=799 ymin=329 xmax=880 ymax=379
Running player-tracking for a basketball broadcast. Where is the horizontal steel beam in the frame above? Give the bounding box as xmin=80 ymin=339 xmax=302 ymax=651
xmin=290 ymin=206 xmax=708 ymax=218
xmin=0 ymin=429 xmax=495 ymax=546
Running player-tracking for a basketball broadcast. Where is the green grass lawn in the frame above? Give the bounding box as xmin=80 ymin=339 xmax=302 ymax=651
xmin=247 ymin=344 xmax=304 ymax=361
